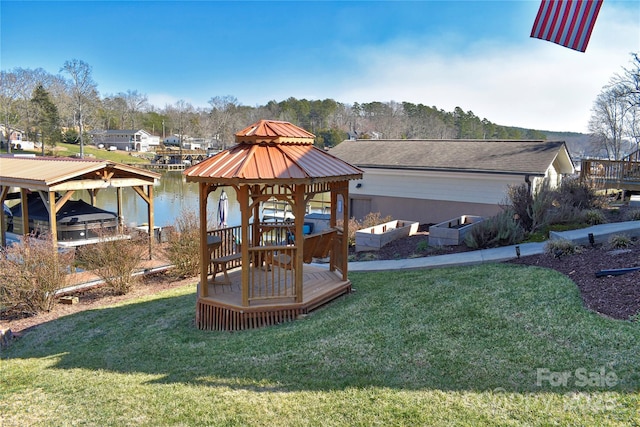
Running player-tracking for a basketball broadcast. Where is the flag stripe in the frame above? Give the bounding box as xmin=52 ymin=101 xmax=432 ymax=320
xmin=531 ymin=0 xmax=603 ymax=52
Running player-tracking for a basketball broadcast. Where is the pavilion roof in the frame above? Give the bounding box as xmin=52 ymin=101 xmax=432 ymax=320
xmin=0 ymin=156 xmax=160 ymax=191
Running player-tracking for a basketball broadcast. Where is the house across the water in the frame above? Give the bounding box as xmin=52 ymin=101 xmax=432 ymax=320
xmin=91 ymin=129 xmax=160 ymax=152
xmin=329 ymin=139 xmax=575 ymax=224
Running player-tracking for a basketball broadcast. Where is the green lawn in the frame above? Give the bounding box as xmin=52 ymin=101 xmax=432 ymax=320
xmin=11 ymin=143 xmax=150 ymax=164
xmin=1 ymin=264 xmax=638 ymax=426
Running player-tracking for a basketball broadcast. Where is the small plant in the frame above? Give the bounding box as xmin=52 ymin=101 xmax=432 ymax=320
xmin=358 ymin=252 xmax=379 ymax=261
xmin=165 ymin=210 xmax=201 ymax=278
xmin=623 ymin=208 xmax=640 ymax=221
xmin=544 ymin=239 xmax=581 ymax=257
xmin=76 ymin=230 xmax=146 ymax=295
xmin=607 ymin=234 xmax=634 ymax=249
xmin=0 ymin=233 xmax=74 ymax=315
xmin=581 ymin=209 xmax=607 ymax=225
xmin=415 ymin=240 xmax=430 ymax=253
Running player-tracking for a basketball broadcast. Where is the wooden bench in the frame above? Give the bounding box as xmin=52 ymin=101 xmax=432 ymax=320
xmin=302 ymin=228 xmax=337 ymax=263
xmin=210 ymin=253 xmax=242 ymax=285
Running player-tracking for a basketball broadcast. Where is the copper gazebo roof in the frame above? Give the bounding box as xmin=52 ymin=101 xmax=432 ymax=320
xmin=184 ymin=120 xmax=362 ymax=184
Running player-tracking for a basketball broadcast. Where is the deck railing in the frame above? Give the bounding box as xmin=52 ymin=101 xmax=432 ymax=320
xmin=580 ymin=157 xmax=640 ymax=190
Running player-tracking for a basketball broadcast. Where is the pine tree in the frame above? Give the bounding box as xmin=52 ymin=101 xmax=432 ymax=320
xmin=31 ymin=84 xmax=62 ymax=155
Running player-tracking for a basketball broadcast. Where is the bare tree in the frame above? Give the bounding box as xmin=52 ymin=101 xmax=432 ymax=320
xmin=207 ymin=95 xmax=240 ymax=149
xmin=123 ymin=89 xmax=148 ymax=129
xmin=589 ymin=53 xmax=640 ymax=159
xmin=61 ymin=59 xmax=98 ymax=158
xmin=589 ymin=87 xmax=629 ymax=159
xmin=0 ymin=70 xmax=20 ymax=153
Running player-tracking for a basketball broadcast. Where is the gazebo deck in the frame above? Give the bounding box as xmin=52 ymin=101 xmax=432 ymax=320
xmin=197 ymin=264 xmax=351 ymax=331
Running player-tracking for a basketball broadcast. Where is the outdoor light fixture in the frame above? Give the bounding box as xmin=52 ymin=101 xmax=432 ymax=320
xmin=355 ymin=183 xmax=362 ymax=188
xmin=515 ymin=245 xmax=521 ymax=259
xmin=588 ymin=233 xmax=595 ymax=246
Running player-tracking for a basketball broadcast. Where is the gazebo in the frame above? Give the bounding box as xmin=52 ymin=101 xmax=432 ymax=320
xmin=184 ymin=120 xmax=363 ymax=330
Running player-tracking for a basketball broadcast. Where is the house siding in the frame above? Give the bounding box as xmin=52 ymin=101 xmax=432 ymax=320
xmin=348 ymin=168 xmax=530 ymax=223
xmin=351 ymin=195 xmax=502 ymax=225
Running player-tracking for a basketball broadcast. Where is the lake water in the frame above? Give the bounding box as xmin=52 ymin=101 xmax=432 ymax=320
xmin=83 ymin=171 xmax=242 ymax=228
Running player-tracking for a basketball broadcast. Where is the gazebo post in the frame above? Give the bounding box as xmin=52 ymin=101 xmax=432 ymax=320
xmin=198 ymin=182 xmax=209 ymax=298
xmin=238 ymin=185 xmax=251 ymax=306
xmin=293 ymin=184 xmax=306 ymax=303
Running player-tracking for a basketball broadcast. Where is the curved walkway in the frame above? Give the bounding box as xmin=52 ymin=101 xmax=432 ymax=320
xmin=347 ymin=221 xmax=640 ymax=272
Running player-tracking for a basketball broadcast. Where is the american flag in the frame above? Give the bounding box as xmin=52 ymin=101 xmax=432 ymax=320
xmin=531 ymin=0 xmax=603 ymax=52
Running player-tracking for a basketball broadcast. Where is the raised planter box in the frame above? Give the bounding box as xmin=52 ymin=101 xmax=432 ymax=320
xmin=428 ymin=215 xmax=484 ymax=246
xmin=355 ymin=220 xmax=420 ymax=252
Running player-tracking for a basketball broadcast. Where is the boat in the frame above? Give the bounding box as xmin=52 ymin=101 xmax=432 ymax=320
xmin=10 ymin=195 xmax=118 ymax=242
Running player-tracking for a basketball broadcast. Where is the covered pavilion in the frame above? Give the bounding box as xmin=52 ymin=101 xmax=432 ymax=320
xmin=184 ymin=120 xmax=363 ymax=330
xmin=0 ymin=156 xmax=160 ymax=257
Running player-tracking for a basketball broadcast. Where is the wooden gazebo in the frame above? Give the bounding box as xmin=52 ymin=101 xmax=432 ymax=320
xmin=184 ymin=120 xmax=363 ymax=330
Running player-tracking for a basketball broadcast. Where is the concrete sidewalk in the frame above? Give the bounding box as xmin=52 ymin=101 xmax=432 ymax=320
xmin=347 ymin=221 xmax=640 ymax=272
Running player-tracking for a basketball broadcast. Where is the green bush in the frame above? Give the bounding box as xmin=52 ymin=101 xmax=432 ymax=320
xmin=465 ymin=210 xmax=525 ymax=249
xmin=0 ymin=234 xmax=74 ymax=315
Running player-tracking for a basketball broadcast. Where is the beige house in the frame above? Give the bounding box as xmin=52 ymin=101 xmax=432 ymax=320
xmin=329 ymin=139 xmax=575 ymax=224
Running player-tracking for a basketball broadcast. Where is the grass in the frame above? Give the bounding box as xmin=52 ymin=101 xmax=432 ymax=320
xmin=12 ymin=143 xmax=150 ymax=164
xmin=1 ymin=264 xmax=639 ymax=426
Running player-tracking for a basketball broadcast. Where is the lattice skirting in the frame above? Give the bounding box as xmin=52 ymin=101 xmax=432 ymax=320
xmin=196 ymin=283 xmax=351 ymax=331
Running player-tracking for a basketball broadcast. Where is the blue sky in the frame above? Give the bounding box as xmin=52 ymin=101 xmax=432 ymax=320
xmin=1 ymin=1 xmax=639 ymax=133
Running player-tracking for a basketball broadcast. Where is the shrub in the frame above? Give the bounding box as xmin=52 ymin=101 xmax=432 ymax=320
xmin=361 ymin=212 xmax=393 ymax=229
xmin=0 ymin=234 xmax=74 ymax=315
xmin=76 ymin=231 xmax=146 ymax=295
xmin=465 ymin=210 xmax=525 ymax=249
xmin=544 ymin=239 xmax=581 ymax=257
xmin=165 ymin=210 xmax=201 ymax=278
xmin=581 ymin=209 xmax=607 ymax=225
xmin=338 ymin=212 xmax=393 ymax=247
xmin=623 ymin=208 xmax=640 ymax=221
xmin=607 ymin=234 xmax=634 ymax=249
xmin=555 ymin=177 xmax=603 ymax=209
xmin=506 ymin=182 xmax=556 ymax=233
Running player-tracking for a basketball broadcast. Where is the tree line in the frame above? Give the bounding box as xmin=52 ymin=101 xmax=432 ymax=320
xmin=2 ymin=55 xmax=638 ymax=159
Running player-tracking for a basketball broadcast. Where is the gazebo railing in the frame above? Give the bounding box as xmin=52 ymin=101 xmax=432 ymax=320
xmin=248 ymin=245 xmax=297 ymax=301
xmin=207 ymin=223 xmax=298 ymax=302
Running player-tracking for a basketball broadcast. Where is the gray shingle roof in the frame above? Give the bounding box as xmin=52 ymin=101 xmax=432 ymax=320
xmin=329 ymin=139 xmax=573 ymax=175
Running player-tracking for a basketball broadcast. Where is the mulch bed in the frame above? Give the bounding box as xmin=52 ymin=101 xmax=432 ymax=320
xmin=507 ymin=244 xmax=640 ymax=320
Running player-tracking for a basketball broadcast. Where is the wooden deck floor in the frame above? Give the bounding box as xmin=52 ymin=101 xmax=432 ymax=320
xmin=197 ymin=264 xmax=351 ymax=330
